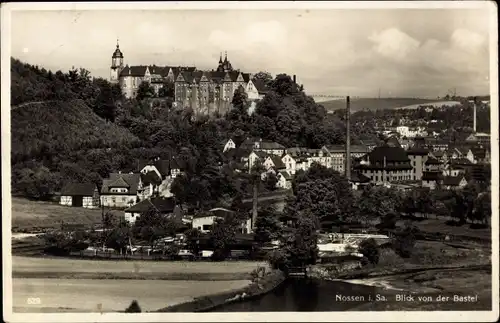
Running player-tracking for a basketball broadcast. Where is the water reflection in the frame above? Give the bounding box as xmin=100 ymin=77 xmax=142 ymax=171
xmin=210 ymin=278 xmax=380 ymax=312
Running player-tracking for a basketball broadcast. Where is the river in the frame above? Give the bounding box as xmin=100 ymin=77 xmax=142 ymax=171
xmin=209 ymin=278 xmax=393 ymax=312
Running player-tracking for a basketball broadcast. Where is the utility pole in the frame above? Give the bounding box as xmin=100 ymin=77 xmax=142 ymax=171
xmin=345 ymin=96 xmax=351 ymax=181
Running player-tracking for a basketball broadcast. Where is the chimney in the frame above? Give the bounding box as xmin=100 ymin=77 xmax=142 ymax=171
xmin=473 ymin=97 xmax=477 ymax=133
xmin=345 ymin=96 xmax=351 ymax=181
xmin=293 ymin=75 xmax=296 ymax=83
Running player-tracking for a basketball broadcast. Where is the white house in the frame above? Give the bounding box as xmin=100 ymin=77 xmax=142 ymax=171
xmin=222 ymin=138 xmax=237 ymax=153
xmin=248 ymin=150 xmax=269 ymax=172
xmin=277 ymin=170 xmax=292 ymax=189
xmin=100 ymin=173 xmax=142 ymax=208
xmin=192 ymin=208 xmax=252 ymax=234
xmin=442 ymin=174 xmax=468 ymax=190
xmin=263 ymin=155 xmax=287 ymax=172
xmin=60 ymin=183 xmax=99 ymax=209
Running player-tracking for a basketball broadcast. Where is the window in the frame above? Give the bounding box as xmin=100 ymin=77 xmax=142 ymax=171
xmin=202 ymin=224 xmax=212 ymax=231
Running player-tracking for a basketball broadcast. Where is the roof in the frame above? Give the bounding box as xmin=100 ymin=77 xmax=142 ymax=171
xmin=252 ymin=150 xmax=270 ymax=159
xmin=112 ymin=45 xmax=123 ymax=59
xmin=124 ymin=197 xmax=176 ymax=213
xmin=422 ymin=171 xmax=442 ymax=181
xmin=141 ymin=171 xmax=162 ymax=186
xmin=257 ymin=141 xmax=285 ymax=150
xmin=239 ymin=137 xmax=261 ymax=149
xmin=452 ymin=158 xmax=472 ymax=165
xmin=224 ymin=147 xmax=252 ymax=161
xmin=60 ymin=183 xmax=96 ymax=196
xmin=425 ymin=156 xmax=441 ymax=165
xmin=108 ymin=177 xmax=130 ymax=188
xmin=268 ymin=156 xmax=286 ymax=169
xmin=119 ymin=65 xmax=196 ymax=78
xmin=407 ymin=147 xmax=429 ymax=155
xmin=279 ymin=170 xmax=292 ymax=180
xmin=386 ymin=137 xmax=401 ymax=148
xmin=324 ymin=145 xmax=370 ymax=154
xmin=443 ymin=175 xmax=466 ymax=186
xmin=193 ymin=207 xmax=236 ymax=219
xmin=350 ymin=172 xmax=371 ymax=183
xmin=154 ymin=159 xmax=171 ymax=177
xmin=252 ymin=78 xmax=270 ymax=94
xmin=469 ymin=147 xmax=487 ymax=159
xmin=366 ymin=146 xmax=410 ymax=163
xmin=431 ymin=151 xmax=444 ymax=158
xmin=101 ymin=173 xmax=141 ymax=195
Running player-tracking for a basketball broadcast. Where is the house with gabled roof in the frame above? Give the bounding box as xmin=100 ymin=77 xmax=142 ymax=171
xmin=467 ymin=147 xmax=490 ymax=164
xmin=349 ymin=172 xmax=371 ymax=191
xmin=139 ymin=171 xmax=163 ymax=201
xmin=60 ymin=183 xmax=99 ymax=209
xmin=442 ymin=174 xmax=468 ymax=190
xmin=247 ymin=78 xmax=270 ymax=100
xmin=422 ymin=171 xmax=442 ymax=190
xmin=276 ymin=170 xmax=292 ymax=189
xmin=100 ymin=172 xmax=142 ymax=208
xmin=263 ymin=155 xmax=287 ymax=172
xmin=222 ymin=138 xmax=237 ymax=153
xmin=124 ymin=197 xmax=180 ymax=224
xmin=248 ymin=150 xmax=270 ymax=172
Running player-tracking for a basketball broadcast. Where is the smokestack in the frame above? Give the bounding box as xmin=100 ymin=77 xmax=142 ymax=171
xmin=345 ymin=96 xmax=351 ymax=181
xmin=293 ymin=75 xmax=296 ymax=83
xmin=473 ymin=96 xmax=477 ymax=133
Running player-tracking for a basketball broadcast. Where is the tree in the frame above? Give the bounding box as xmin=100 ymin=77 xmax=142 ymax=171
xmin=263 ymin=172 xmax=278 ymax=191
xmin=471 ymin=192 xmax=491 ymax=225
xmin=158 ymin=80 xmax=175 ymax=98
xmin=254 ymin=206 xmax=282 ymax=244
xmin=125 ymin=300 xmax=142 ymax=313
xmin=393 ymin=225 xmax=419 ymax=258
xmin=358 ymin=238 xmax=380 ymax=265
xmin=185 ymin=228 xmax=202 ymax=256
xmin=132 ymin=207 xmax=179 ymax=251
xmin=136 ymin=81 xmax=155 ymax=101
xmin=105 ymin=224 xmax=132 ymax=255
xmin=252 ymin=71 xmax=273 ymax=85
xmin=210 ymin=213 xmax=239 ymax=261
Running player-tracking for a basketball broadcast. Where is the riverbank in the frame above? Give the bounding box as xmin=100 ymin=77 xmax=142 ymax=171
xmin=309 ymin=239 xmax=492 ymax=311
xmin=12 ymin=256 xmax=267 ymax=313
xmin=156 ymin=268 xmax=285 ymax=312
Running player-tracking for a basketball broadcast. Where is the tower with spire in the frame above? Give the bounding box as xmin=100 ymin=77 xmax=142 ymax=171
xmin=110 ymin=39 xmax=124 ymax=84
xmin=216 ymin=51 xmax=233 ymax=73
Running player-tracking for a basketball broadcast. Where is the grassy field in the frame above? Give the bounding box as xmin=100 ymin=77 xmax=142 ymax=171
xmin=13 ymin=278 xmax=251 ymax=313
xmin=12 ymin=256 xmax=268 ymax=279
xmin=396 ymin=217 xmax=491 ymax=240
xmin=11 ymin=197 xmax=122 ymax=231
xmin=319 ymin=98 xmax=452 ymax=112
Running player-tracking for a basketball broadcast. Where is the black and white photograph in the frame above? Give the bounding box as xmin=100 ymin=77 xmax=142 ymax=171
xmin=2 ymin=1 xmax=498 ymax=322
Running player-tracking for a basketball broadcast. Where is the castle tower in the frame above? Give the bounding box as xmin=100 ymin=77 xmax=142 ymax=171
xmin=110 ymin=39 xmax=124 ymax=84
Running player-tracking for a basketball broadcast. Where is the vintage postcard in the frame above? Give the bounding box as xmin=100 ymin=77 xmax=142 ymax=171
xmin=2 ymin=1 xmax=498 ymax=322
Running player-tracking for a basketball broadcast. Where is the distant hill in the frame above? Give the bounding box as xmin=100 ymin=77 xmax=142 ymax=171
xmin=318 ymin=98 xmax=456 ymax=112
xmin=11 ymin=99 xmax=140 ymax=162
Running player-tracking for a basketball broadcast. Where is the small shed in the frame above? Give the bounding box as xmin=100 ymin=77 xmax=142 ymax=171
xmin=60 ymin=183 xmax=100 ymax=209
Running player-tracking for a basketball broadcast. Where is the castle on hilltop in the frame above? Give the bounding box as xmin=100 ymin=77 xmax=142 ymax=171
xmin=110 ymin=41 xmax=271 ymax=116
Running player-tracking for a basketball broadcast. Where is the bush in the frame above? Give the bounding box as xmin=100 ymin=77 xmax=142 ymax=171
xmin=377 ymin=248 xmax=405 ymax=267
xmin=125 ymin=300 xmax=141 ymax=313
xmin=392 ymin=225 xmax=419 ymax=258
xmin=267 ymin=249 xmax=289 ymax=271
xmin=358 ymin=238 xmax=380 ymax=265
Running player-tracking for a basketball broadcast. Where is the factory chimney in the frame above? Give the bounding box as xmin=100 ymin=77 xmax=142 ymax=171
xmin=293 ymin=75 xmax=296 ymax=83
xmin=345 ymin=96 xmax=351 ymax=181
xmin=473 ymin=96 xmax=477 ymax=133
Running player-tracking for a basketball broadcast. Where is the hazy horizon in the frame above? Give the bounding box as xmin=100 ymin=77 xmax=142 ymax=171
xmin=10 ymin=5 xmax=493 ymax=98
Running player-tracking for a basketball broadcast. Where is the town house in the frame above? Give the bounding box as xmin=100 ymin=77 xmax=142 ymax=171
xmin=322 ymin=144 xmax=371 ymax=173
xmin=192 ymin=208 xmax=252 ymax=234
xmin=355 ymin=145 xmax=413 ymax=185
xmin=123 ymin=196 xmax=180 ymax=224
xmin=100 ymin=173 xmax=142 ymax=208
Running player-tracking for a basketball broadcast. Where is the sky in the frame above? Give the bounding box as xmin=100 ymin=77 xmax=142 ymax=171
xmin=10 ymin=5 xmax=493 ymax=98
